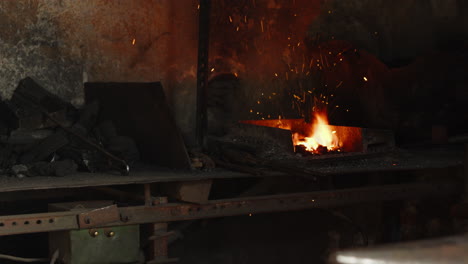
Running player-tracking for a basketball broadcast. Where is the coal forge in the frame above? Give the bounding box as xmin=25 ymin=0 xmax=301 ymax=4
xmin=200 ymin=0 xmax=468 ymax=186
xmin=240 ymin=117 xmax=395 ymax=157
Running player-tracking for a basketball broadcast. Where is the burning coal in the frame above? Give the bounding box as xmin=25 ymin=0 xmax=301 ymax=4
xmin=293 ymin=110 xmax=341 ymax=155
xmin=241 ymin=109 xmax=346 ymax=156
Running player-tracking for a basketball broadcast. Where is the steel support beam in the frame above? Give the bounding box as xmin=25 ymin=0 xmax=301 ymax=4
xmin=0 ymin=182 xmax=459 ymax=236
xmin=195 ymin=0 xmax=211 ymax=147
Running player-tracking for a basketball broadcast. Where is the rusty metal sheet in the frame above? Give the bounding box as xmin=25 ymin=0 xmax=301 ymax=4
xmin=84 ymin=82 xmax=191 ymax=170
xmin=331 ymin=235 xmax=468 ymax=264
xmin=77 ymin=204 xmax=120 ymax=229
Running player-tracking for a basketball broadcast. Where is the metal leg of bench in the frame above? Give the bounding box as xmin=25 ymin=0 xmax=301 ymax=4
xmin=143 ymin=184 xmax=178 ymax=264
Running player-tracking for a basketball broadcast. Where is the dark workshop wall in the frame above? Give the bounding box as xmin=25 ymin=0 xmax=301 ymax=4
xmin=308 ymin=0 xmax=465 ymax=65
xmin=1 ymin=0 xmax=467 ymax=145
xmin=0 ymin=0 xmax=199 ymax=144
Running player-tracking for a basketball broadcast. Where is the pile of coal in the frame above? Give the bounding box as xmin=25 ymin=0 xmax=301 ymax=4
xmin=0 ymin=77 xmax=139 ymax=177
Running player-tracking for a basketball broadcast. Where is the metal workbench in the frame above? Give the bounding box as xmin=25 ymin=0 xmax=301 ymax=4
xmin=0 ymin=145 xmax=461 ymax=233
xmin=0 ymin=145 xmax=463 ymax=263
xmin=0 ymin=145 xmax=462 ymax=193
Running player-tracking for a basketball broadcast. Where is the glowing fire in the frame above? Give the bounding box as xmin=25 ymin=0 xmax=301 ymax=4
xmin=293 ymin=111 xmax=339 ymax=153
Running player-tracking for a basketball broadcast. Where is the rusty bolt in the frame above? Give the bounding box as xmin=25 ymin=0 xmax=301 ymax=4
xmin=120 ymin=214 xmax=129 ymax=222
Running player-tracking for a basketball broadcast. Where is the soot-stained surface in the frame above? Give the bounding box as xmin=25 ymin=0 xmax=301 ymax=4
xmin=0 ymin=0 xmax=199 ymax=143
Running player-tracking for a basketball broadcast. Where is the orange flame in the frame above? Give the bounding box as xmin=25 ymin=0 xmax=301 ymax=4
xmin=293 ymin=110 xmax=339 ymax=152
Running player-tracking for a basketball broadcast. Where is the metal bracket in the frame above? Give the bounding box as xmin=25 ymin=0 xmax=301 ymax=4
xmin=77 ymin=205 xmax=120 ymax=229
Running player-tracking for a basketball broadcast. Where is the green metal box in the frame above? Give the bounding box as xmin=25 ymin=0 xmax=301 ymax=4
xmin=49 ymin=225 xmax=140 ymax=264
xmin=48 ymin=201 xmax=140 ymax=264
